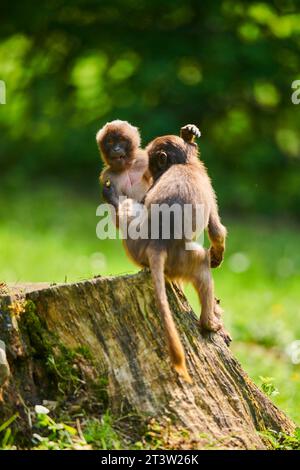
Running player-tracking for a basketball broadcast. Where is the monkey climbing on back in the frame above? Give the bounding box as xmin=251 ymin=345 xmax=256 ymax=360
xmin=101 ymin=124 xmax=228 ymax=382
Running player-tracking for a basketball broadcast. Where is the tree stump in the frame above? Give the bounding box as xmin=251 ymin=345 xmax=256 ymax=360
xmin=0 ymin=272 xmax=295 ymax=449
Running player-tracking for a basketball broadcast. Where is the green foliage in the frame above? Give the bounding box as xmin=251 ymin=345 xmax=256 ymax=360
xmin=260 ymin=427 xmax=300 ymax=450
xmin=83 ymin=413 xmax=122 ymax=450
xmin=259 ymin=376 xmax=279 ymax=397
xmin=29 ymin=408 xmax=124 ymax=450
xmin=0 ymin=414 xmax=18 ymax=449
xmin=0 ymin=406 xmax=125 ymax=450
xmin=33 ymin=412 xmax=78 ymax=450
xmin=0 ymin=1 xmax=300 ymax=215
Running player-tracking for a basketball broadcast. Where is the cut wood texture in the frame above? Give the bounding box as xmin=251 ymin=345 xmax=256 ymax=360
xmin=0 ymin=272 xmax=295 ymax=449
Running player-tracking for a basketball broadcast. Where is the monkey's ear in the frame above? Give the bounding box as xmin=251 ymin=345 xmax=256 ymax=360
xmin=157 ymin=151 xmax=167 ymax=169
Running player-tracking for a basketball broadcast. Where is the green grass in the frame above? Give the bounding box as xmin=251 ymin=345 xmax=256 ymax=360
xmin=1 ymin=186 xmax=300 ymax=424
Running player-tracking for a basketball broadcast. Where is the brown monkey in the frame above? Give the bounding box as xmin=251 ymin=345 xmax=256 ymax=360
xmin=103 ymin=125 xmax=227 ymax=381
xmin=149 ymin=124 xmax=227 ymax=269
xmin=103 ymin=126 xmax=227 ymax=382
xmin=96 ymin=120 xmax=152 ymax=202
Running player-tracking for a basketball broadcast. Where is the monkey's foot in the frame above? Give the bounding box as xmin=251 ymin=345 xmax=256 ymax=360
xmin=199 ymin=317 xmax=222 ymax=333
xmin=180 ymin=124 xmax=201 ymax=144
xmin=199 ymin=319 xmax=232 ymax=346
xmin=209 ymin=246 xmax=224 ymax=268
xmin=218 ymin=326 xmax=232 ymax=346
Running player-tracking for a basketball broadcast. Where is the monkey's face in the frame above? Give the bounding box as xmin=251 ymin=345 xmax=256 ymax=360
xmin=102 ymin=132 xmax=134 ymax=170
xmin=97 ymin=120 xmax=141 ymax=171
xmin=147 ymin=136 xmax=187 ymax=180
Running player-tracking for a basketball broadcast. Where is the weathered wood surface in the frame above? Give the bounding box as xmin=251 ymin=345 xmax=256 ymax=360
xmin=0 ymin=272 xmax=295 ymax=449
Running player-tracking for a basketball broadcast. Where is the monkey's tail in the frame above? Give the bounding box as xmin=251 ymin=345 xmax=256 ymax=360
xmin=147 ymin=248 xmax=192 ymax=383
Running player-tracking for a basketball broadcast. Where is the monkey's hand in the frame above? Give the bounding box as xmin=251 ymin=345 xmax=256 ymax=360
xmin=209 ymin=246 xmax=224 ymax=268
xmin=180 ymin=124 xmax=201 ymax=144
xmin=102 ymin=179 xmax=119 ymax=209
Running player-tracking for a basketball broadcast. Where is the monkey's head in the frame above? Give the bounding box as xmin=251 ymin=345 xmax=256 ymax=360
xmin=147 ymin=135 xmax=192 ymax=180
xmin=96 ymin=120 xmax=141 ymax=171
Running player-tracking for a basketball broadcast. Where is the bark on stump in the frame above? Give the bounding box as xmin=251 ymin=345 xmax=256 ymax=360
xmin=0 ymin=272 xmax=295 ymax=449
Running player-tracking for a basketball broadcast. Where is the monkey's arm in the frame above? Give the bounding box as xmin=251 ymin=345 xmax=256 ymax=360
xmin=180 ymin=124 xmax=201 ymax=144
xmin=100 ymin=168 xmax=128 ymax=201
xmin=100 ymin=167 xmax=113 ymax=185
xmin=102 ymin=180 xmax=119 ymax=209
xmin=102 ymin=180 xmax=121 ymax=228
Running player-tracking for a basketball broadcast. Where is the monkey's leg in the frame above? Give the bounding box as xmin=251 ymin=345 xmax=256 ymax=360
xmin=208 ymin=212 xmax=227 ymax=268
xmin=192 ymin=260 xmax=222 ymax=332
xmin=173 ymin=244 xmax=221 ymax=332
xmin=190 ymin=252 xmax=231 ymax=341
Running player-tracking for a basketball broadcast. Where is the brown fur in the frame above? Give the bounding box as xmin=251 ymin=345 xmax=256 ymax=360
xmin=96 ymin=120 xmax=152 ymax=202
xmin=103 ymin=131 xmax=227 ymax=383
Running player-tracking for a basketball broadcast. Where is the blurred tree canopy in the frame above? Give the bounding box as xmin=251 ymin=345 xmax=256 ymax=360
xmin=0 ymin=0 xmax=300 ymax=216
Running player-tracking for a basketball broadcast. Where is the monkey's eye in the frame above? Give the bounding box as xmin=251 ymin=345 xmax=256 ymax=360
xmin=107 ymin=138 xmax=114 ymax=145
xmin=157 ymin=151 xmax=167 ymax=169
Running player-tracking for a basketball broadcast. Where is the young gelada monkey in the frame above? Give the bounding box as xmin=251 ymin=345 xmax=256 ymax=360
xmin=103 ymin=125 xmax=227 ymax=383
xmin=96 ymin=120 xmax=152 ymax=202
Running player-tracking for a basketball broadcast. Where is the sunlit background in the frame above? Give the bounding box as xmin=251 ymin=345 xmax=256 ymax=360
xmin=0 ymin=1 xmax=300 ymax=423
